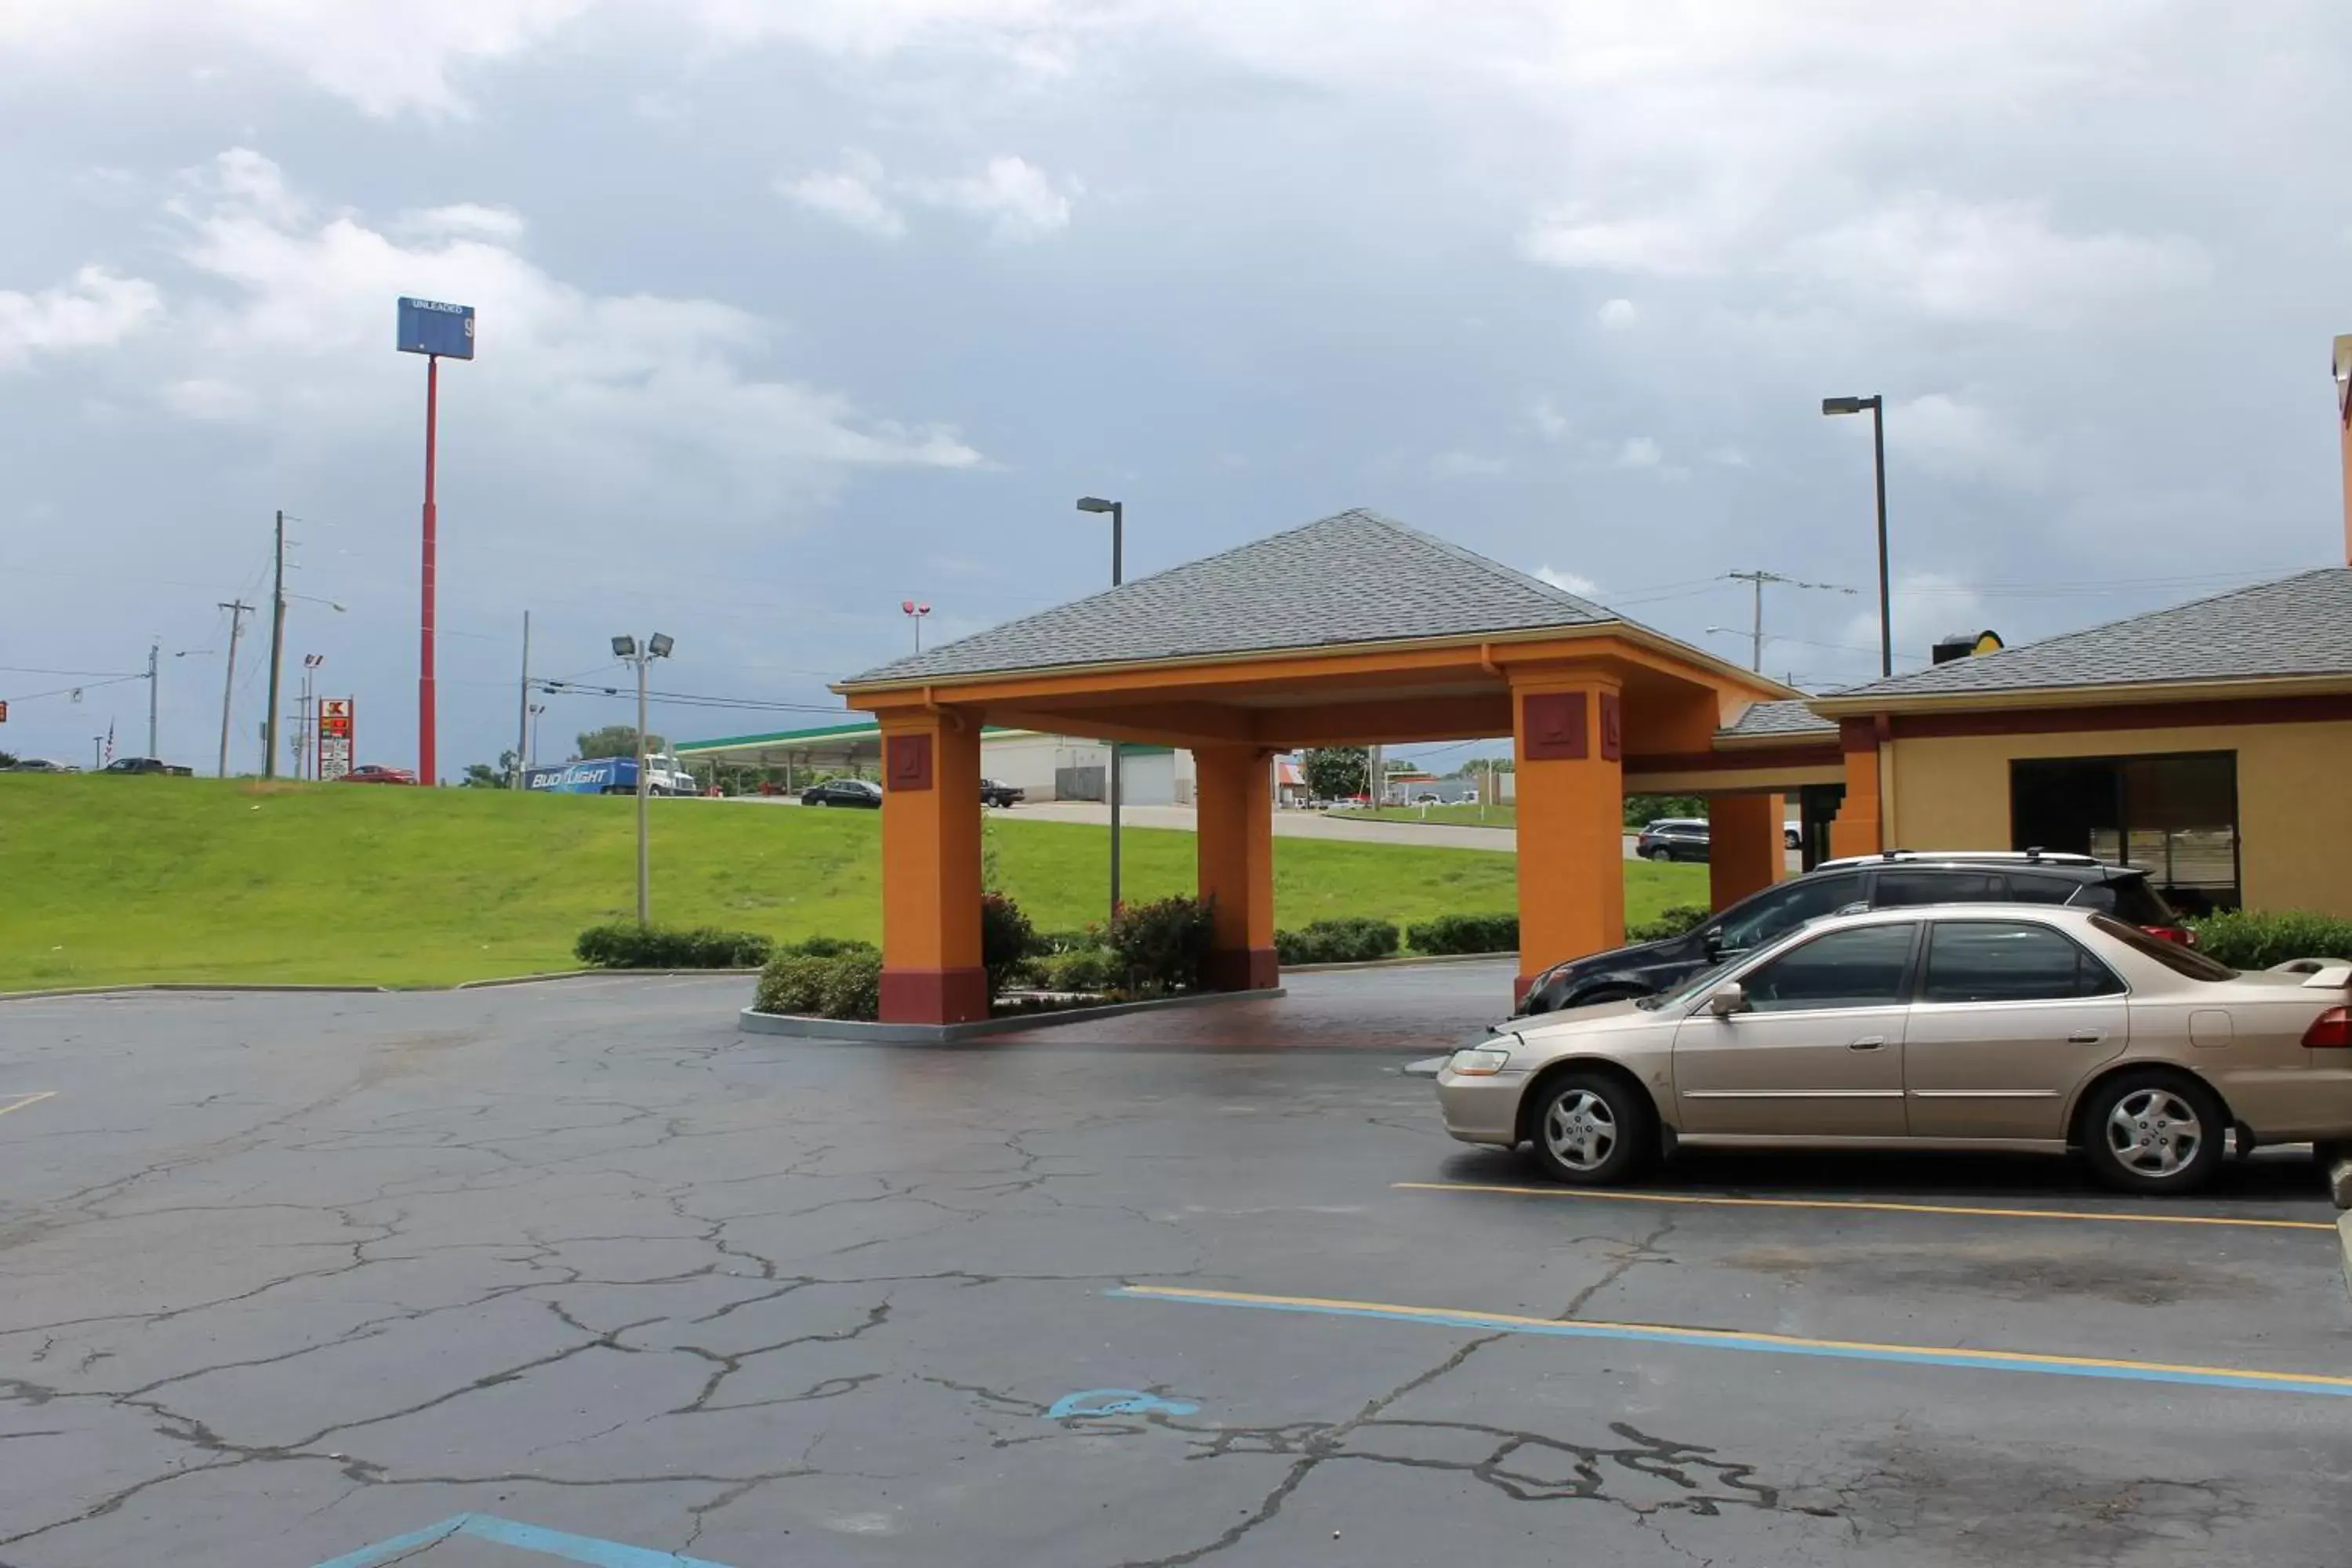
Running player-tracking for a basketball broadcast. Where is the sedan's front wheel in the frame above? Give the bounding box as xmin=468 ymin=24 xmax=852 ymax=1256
xmin=1525 ymin=1071 xmax=1654 ymax=1185
xmin=2081 ymin=1071 xmax=2226 ymax=1194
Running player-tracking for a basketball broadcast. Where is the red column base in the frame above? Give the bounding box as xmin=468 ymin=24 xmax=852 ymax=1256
xmin=1200 ymin=947 xmax=1279 ymax=992
xmin=880 ymin=966 xmax=990 ymax=1025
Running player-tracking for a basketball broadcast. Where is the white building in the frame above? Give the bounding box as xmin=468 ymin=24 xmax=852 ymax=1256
xmin=675 ymin=720 xmax=1200 ymax=806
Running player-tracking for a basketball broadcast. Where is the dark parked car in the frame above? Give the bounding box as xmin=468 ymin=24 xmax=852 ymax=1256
xmin=1518 ymin=850 xmax=2193 ymax=1015
xmin=1634 ymin=818 xmax=1710 ymax=862
xmin=802 ymin=778 xmax=882 ymax=808
xmin=340 ymin=764 xmax=418 ymax=785
xmin=980 ymin=778 xmax=1025 ymax=808
xmin=101 ymin=757 xmax=193 ymax=776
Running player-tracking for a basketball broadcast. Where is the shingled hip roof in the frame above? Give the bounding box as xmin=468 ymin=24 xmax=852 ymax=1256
xmin=1820 ymin=567 xmax=2352 ymax=706
xmin=840 ymin=509 xmax=1621 ymax=687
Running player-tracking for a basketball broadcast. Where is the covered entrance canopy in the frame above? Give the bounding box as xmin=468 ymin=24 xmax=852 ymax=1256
xmin=837 ymin=510 xmax=1827 ymax=1024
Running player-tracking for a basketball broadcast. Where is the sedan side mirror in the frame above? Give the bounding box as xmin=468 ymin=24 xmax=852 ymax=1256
xmin=1707 ymin=982 xmax=1749 ymax=1018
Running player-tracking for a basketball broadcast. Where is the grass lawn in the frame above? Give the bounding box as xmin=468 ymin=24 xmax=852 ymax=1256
xmin=1331 ymin=804 xmax=1518 ymax=829
xmin=0 ymin=777 xmax=1709 ymax=990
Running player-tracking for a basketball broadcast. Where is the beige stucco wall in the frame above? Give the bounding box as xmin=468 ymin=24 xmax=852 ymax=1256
xmin=1886 ymin=719 xmax=2352 ymax=917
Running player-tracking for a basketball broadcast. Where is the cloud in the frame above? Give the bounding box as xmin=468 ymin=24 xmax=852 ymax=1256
xmin=1528 ymin=397 xmax=1570 ymax=441
xmin=782 ymin=151 xmax=1076 ymax=242
xmin=1886 ymin=392 xmax=2045 ymax=486
xmin=1614 ymin=436 xmax=1664 ymax=470
xmin=398 ymin=203 xmax=528 ymax=242
xmin=1431 ymin=449 xmax=1509 ymax=477
xmin=1595 ymin=297 xmax=1638 ymax=330
xmin=154 ymin=149 xmax=981 ymax=506
xmin=913 ymin=156 xmax=1074 ymax=242
xmin=1792 ymin=195 xmax=2210 ymax=324
xmin=779 ymin=158 xmax=908 ymax=238
xmin=1838 ymin=572 xmax=1993 ymax=677
xmin=1523 ymin=212 xmax=1719 ymax=278
xmin=1536 ymin=565 xmax=1600 ymax=598
xmin=0 ymin=265 xmax=164 ymax=371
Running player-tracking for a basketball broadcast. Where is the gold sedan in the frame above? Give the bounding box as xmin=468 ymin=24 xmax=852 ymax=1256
xmin=1436 ymin=905 xmax=2352 ymax=1194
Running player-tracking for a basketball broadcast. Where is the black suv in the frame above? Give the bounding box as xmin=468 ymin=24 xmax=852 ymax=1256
xmin=1517 ymin=851 xmax=2190 ymax=1015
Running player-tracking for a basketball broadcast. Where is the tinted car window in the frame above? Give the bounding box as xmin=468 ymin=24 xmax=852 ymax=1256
xmin=1922 ymin=920 xmax=2123 ymax=1002
xmin=1741 ymin=924 xmax=1918 ymax=1012
xmin=2089 ymin=914 xmax=2237 ymax=980
xmin=1872 ymin=869 xmax=2004 ymax=907
xmin=2100 ymin=876 xmax=2179 ymax=927
xmin=1715 ymin=873 xmax=1863 ymax=952
xmin=2005 ymin=873 xmax=2081 ymax=905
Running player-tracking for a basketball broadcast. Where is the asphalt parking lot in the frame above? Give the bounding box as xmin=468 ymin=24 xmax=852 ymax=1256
xmin=2 ymin=967 xmax=2347 ymax=1567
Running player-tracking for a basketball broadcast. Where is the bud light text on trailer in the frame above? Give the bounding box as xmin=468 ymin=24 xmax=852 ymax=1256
xmin=396 ymin=296 xmax=477 ymax=793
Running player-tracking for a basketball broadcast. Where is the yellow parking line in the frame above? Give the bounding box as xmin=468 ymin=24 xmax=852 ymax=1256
xmin=1392 ymin=1180 xmax=2337 ymax=1232
xmin=1112 ymin=1284 xmax=2352 ymax=1398
xmin=0 ymin=1091 xmax=56 ymax=1120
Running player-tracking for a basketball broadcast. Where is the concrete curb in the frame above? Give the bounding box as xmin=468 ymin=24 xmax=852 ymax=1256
xmin=0 ymin=969 xmax=760 ymax=1004
xmin=2339 ymin=1214 xmax=2352 ymax=1305
xmin=739 ymin=986 xmax=1287 ymax=1046
xmin=1283 ymin=952 xmax=1515 ymax=973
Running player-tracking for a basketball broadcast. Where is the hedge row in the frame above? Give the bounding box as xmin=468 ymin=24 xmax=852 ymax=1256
xmin=1406 ymin=912 xmax=1518 ymax=956
xmin=575 ymin=923 xmax=775 ymax=969
xmin=2186 ymin=909 xmax=2352 ymax=970
xmin=1275 ymin=917 xmax=1400 ymax=966
xmin=1625 ymin=904 xmax=1712 ymax=945
xmin=754 ymin=951 xmax=884 ymax=1020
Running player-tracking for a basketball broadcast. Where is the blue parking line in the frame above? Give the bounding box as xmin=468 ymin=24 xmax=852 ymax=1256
xmin=310 ymin=1513 xmax=738 ymax=1568
xmin=1110 ymin=1286 xmax=2352 ymax=1400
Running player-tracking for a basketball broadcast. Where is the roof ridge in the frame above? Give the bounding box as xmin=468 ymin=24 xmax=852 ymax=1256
xmin=1834 ymin=565 xmax=2352 ymax=697
xmin=1350 ymin=510 xmax=1620 ymax=621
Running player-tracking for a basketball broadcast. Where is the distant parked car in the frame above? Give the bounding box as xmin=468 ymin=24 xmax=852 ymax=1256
xmin=1635 ymin=818 xmax=1710 ymax=862
xmin=802 ymin=778 xmax=882 ymax=808
xmin=1784 ymin=824 xmax=1802 ymax=851
xmin=340 ymin=764 xmax=418 ymax=785
xmin=3 ymin=758 xmax=78 ymax=773
xmin=101 ymin=757 xmax=193 ymax=776
xmin=1412 ymin=793 xmax=1443 ymax=806
xmin=980 ymin=778 xmax=1025 ymax=808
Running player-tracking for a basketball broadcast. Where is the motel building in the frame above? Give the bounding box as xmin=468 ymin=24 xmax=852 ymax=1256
xmin=681 ymin=347 xmax=2352 ymax=1027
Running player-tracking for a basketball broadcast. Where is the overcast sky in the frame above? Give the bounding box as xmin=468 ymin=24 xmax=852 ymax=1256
xmin=5 ymin=2 xmax=2350 ymax=773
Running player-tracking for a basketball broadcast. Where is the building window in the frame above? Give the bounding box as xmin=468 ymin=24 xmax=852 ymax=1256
xmin=2009 ymin=752 xmax=2239 ymax=914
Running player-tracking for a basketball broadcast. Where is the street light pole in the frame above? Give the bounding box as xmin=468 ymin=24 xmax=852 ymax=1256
xmin=1076 ymin=497 xmax=1125 ymax=922
xmin=612 ymin=633 xmax=675 ymax=925
xmin=1822 ymin=394 xmax=1892 ymax=677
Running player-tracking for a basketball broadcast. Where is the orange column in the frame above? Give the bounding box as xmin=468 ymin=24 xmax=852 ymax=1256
xmin=1196 ymin=743 xmax=1276 ymax=990
xmin=1511 ymin=670 xmax=1624 ymax=1002
xmin=877 ymin=710 xmax=986 ymax=1025
xmin=1708 ymin=792 xmax=1780 ymax=912
xmin=1827 ymin=718 xmax=1884 ymax=858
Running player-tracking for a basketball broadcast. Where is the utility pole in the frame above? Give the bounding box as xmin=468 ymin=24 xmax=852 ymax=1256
xmin=513 ymin=611 xmax=532 ymax=786
xmin=216 ymin=601 xmax=252 ymax=777
xmin=263 ymin=510 xmax=287 ymax=778
xmin=146 ymin=639 xmax=159 ymax=759
xmin=1720 ymin=571 xmax=1857 ymax=672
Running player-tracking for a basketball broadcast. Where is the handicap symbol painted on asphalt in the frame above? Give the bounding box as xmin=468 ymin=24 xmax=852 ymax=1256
xmin=1046 ymin=1388 xmax=1200 ymax=1419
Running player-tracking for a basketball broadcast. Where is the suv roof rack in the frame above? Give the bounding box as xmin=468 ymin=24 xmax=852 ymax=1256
xmin=1814 ymin=848 xmax=2109 ymax=872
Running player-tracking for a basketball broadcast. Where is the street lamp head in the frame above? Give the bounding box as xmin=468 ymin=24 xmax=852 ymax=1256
xmin=1821 ymin=395 xmax=1878 ymax=416
xmin=648 ymin=633 xmax=675 ymax=659
xmin=611 ymin=635 xmax=637 ymax=659
xmin=1075 ymin=496 xmax=1117 ymax=514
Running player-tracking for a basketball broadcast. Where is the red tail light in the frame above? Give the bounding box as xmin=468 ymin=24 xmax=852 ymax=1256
xmin=2304 ymin=1007 xmax=2352 ymax=1049
xmin=2139 ymin=924 xmax=2194 ymax=947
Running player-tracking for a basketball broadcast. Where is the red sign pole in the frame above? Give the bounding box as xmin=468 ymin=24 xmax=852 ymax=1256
xmin=419 ymin=353 xmax=439 ymax=787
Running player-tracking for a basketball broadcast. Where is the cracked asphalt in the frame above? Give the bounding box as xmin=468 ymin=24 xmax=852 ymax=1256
xmin=2 ymin=966 xmax=2347 ymax=1566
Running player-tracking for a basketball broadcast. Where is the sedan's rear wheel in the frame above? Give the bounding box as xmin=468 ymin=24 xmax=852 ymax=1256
xmin=2081 ymin=1071 xmax=2226 ymax=1194
xmin=1525 ymin=1071 xmax=1653 ymax=1186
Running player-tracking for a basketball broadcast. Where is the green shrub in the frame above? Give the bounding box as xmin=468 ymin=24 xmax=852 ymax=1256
xmin=980 ymin=891 xmax=1036 ymax=996
xmin=2185 ymin=909 xmax=2352 ymax=971
xmin=1625 ymin=904 xmax=1712 ymax=945
xmin=1109 ymin=895 xmax=1217 ymax=995
xmin=1405 ymin=912 xmax=1519 ymax=956
xmin=1275 ymin=917 xmax=1402 ymax=965
xmin=782 ymin=935 xmax=876 ymax=960
xmin=1034 ymin=946 xmax=1120 ymax=992
xmin=752 ymin=951 xmax=882 ymax=1020
xmin=576 ymin=922 xmax=774 ymax=968
xmin=1029 ymin=928 xmax=1102 ymax=956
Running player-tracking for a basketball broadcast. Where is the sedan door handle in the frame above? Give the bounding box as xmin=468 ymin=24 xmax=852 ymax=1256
xmin=2067 ymin=1031 xmax=2105 ymax=1044
xmin=1848 ymin=1036 xmax=1886 ymax=1051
